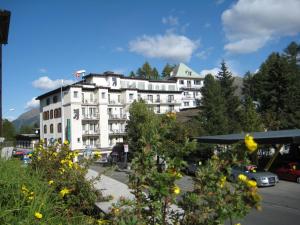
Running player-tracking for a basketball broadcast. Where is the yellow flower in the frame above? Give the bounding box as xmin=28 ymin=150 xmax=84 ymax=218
xmin=21 ymin=185 xmax=29 ymax=193
xmin=60 ymin=188 xmax=70 ymax=197
xmin=219 ymin=176 xmax=227 ymax=188
xmin=28 ymin=196 xmax=34 ymax=200
xmin=37 ymin=156 xmax=41 ymax=161
xmin=97 ymin=219 xmax=110 ymax=224
xmin=68 ymin=160 xmax=73 ymax=168
xmin=245 ymin=134 xmax=258 ymax=153
xmin=173 ymin=185 xmax=181 ymax=195
xmin=48 ymin=180 xmax=54 ymax=185
xmin=53 ymin=152 xmax=58 ymax=157
xmin=34 ymin=212 xmax=43 ymax=219
xmin=94 ymin=151 xmax=101 ymax=158
xmin=238 ymin=174 xmax=247 ymax=182
xmin=111 ymin=207 xmax=120 ymax=215
xmin=59 ymin=168 xmax=65 ymax=174
xmin=28 ymin=153 xmax=32 ymax=157
xmin=64 ymin=140 xmax=69 ymax=145
xmin=247 ymin=180 xmax=257 ymax=188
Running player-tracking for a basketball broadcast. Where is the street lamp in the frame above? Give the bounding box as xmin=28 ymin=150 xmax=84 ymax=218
xmin=0 ymin=9 xmax=11 ymax=137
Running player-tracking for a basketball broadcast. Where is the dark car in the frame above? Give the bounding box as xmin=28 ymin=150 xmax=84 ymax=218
xmin=275 ymin=162 xmax=300 ymax=183
xmin=231 ymin=165 xmax=279 ymax=187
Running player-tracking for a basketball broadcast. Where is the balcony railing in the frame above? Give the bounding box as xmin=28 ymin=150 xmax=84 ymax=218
xmin=108 ymin=129 xmax=126 ymax=136
xmin=82 ymin=130 xmax=100 ymax=136
xmin=82 ymin=99 xmax=98 ymax=105
xmin=108 ymin=114 xmax=128 ymax=120
xmin=108 ymin=100 xmax=123 ymax=105
xmin=82 ymin=114 xmax=99 ymax=120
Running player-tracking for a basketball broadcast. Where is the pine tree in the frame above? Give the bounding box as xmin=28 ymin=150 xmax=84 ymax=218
xmin=152 ymin=67 xmax=159 ymax=80
xmin=216 ymin=61 xmax=242 ymax=133
xmin=129 ymin=71 xmax=136 ymax=78
xmin=199 ymin=74 xmax=228 ymax=135
xmin=161 ymin=63 xmax=176 ymax=78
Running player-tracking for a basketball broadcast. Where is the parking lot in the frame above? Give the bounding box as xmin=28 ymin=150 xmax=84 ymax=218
xmin=90 ymin=165 xmax=300 ymax=224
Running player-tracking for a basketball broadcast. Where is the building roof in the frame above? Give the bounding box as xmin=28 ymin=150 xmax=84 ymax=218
xmin=194 ymin=129 xmax=300 ymax=145
xmin=170 ymin=63 xmax=204 ymax=79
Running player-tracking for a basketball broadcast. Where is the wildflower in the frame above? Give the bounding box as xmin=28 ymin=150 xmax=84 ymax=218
xmin=59 ymin=168 xmax=65 ymax=174
xmin=37 ymin=156 xmax=41 ymax=161
xmin=28 ymin=153 xmax=32 ymax=157
xmin=111 ymin=207 xmax=120 ymax=215
xmin=219 ymin=176 xmax=227 ymax=188
xmin=67 ymin=160 xmax=73 ymax=168
xmin=97 ymin=219 xmax=110 ymax=224
xmin=53 ymin=152 xmax=58 ymax=157
xmin=34 ymin=212 xmax=43 ymax=219
xmin=60 ymin=188 xmax=70 ymax=197
xmin=64 ymin=140 xmax=69 ymax=145
xmin=48 ymin=180 xmax=54 ymax=185
xmin=21 ymin=185 xmax=29 ymax=193
xmin=172 ymin=185 xmax=181 ymax=195
xmin=247 ymin=180 xmax=257 ymax=188
xmin=94 ymin=151 xmax=101 ymax=158
xmin=238 ymin=174 xmax=247 ymax=182
xmin=245 ymin=134 xmax=258 ymax=153
xmin=28 ymin=196 xmax=34 ymax=200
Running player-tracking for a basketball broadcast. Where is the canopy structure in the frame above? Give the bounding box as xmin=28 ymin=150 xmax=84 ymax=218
xmin=194 ymin=129 xmax=300 ymax=171
xmin=195 ymin=129 xmax=300 ymax=145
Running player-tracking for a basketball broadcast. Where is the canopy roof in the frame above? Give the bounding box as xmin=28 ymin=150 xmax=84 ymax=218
xmin=195 ymin=129 xmax=300 ymax=145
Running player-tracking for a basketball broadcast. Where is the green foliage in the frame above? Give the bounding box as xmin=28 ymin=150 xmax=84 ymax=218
xmin=129 ymin=71 xmax=136 ymax=78
xmin=2 ymin=119 xmax=16 ymax=142
xmin=136 ymin=62 xmax=159 ymax=80
xmin=161 ymin=63 xmax=176 ymax=78
xmin=179 ymin=144 xmax=261 ymax=225
xmin=199 ymin=74 xmax=228 ymax=135
xmin=119 ymin=102 xmax=196 ymax=224
xmin=30 ymin=142 xmax=104 ymax=214
xmin=216 ymin=61 xmax=242 ymax=133
xmin=0 ymin=159 xmax=88 ymax=224
xmin=19 ymin=124 xmax=35 ymax=134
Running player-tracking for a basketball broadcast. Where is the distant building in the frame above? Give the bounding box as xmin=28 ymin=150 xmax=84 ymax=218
xmin=36 ymin=63 xmax=204 ymax=153
xmin=15 ymin=133 xmax=40 ymax=151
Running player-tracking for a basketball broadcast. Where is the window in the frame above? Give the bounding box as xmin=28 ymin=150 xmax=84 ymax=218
xmin=50 ymin=110 xmax=53 ymax=119
xmin=129 ymin=93 xmax=134 ymax=100
xmin=148 ymin=84 xmax=153 ymax=90
xmin=156 ymin=95 xmax=160 ymax=102
xmin=184 ymin=92 xmax=188 ymax=96
xmin=74 ymin=91 xmax=78 ymax=98
xmin=118 ymin=95 xmax=121 ymax=103
xmin=57 ymin=123 xmax=62 ymax=133
xmin=184 ymin=102 xmax=189 ymax=106
xmin=82 ymin=108 xmax=86 ymax=117
xmin=179 ymin=80 xmax=184 ymax=84
xmin=50 ymin=124 xmax=54 ymax=133
xmin=147 ymin=95 xmax=153 ymax=103
xmin=82 ymin=93 xmax=84 ymax=102
xmin=53 ymin=96 xmax=58 ymax=103
xmin=44 ymin=125 xmax=47 ymax=134
xmin=187 ymin=80 xmax=191 ymax=87
xmin=90 ymin=93 xmax=93 ymax=102
xmin=57 ymin=108 xmax=61 ymax=118
xmin=157 ymin=105 xmax=160 ymax=113
xmin=46 ymin=98 xmax=50 ymax=105
xmin=168 ymin=95 xmax=174 ymax=102
xmin=185 ymin=71 xmax=192 ymax=76
xmin=112 ymin=77 xmax=117 ymax=86
xmin=43 ymin=111 xmax=49 ymax=120
xmin=194 ymin=80 xmax=201 ymax=85
xmin=168 ymin=105 xmax=174 ymax=112
xmin=77 ymin=138 xmax=80 ymax=143
xmin=102 ymin=92 xmax=106 ymax=99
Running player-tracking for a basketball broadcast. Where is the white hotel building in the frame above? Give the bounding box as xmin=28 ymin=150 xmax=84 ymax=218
xmin=37 ymin=63 xmax=204 ymax=153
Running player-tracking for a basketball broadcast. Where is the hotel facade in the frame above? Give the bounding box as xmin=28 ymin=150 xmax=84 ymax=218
xmin=37 ymin=63 xmax=204 ymax=154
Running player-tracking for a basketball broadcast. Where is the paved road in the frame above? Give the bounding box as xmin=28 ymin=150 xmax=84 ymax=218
xmin=91 ymin=164 xmax=300 ymax=225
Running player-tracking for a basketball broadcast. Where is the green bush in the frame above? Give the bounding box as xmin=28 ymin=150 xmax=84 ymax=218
xmin=0 ymin=158 xmax=87 ymax=224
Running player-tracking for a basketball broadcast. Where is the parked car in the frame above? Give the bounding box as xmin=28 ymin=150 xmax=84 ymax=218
xmin=275 ymin=162 xmax=300 ymax=183
xmin=231 ymin=165 xmax=279 ymax=187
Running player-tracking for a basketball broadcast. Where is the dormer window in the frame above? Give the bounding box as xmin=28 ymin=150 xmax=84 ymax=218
xmin=185 ymin=71 xmax=192 ymax=76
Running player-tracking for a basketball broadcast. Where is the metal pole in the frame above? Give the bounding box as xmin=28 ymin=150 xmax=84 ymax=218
xmin=61 ymin=80 xmax=65 ymax=143
xmin=0 ymin=44 xmax=2 ymax=137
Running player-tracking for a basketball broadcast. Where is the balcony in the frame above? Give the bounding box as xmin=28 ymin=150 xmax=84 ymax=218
xmin=182 ymin=94 xmax=193 ymax=99
xmin=108 ymin=114 xmax=128 ymax=120
xmin=82 ymin=130 xmax=100 ymax=137
xmin=109 ymin=129 xmax=126 ymax=136
xmin=161 ymin=99 xmax=181 ymax=105
xmin=82 ymin=99 xmax=98 ymax=105
xmin=82 ymin=114 xmax=99 ymax=120
xmin=108 ymin=100 xmax=124 ymax=106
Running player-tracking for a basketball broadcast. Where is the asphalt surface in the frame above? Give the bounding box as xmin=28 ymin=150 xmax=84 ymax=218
xmin=90 ymin=164 xmax=300 ymax=225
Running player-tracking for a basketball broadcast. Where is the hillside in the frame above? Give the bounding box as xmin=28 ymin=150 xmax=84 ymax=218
xmin=12 ymin=108 xmax=39 ymax=131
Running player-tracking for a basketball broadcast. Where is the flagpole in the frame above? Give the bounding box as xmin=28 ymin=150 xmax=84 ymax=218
xmin=61 ymin=79 xmax=65 ymax=143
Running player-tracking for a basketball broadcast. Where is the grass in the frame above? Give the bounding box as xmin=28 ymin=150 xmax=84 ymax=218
xmin=0 ymin=158 xmax=89 ymax=225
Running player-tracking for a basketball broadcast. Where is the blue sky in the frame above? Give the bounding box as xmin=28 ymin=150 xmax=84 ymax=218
xmin=1 ymin=0 xmax=300 ymax=120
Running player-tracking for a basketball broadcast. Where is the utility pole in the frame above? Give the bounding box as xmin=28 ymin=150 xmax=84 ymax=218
xmin=0 ymin=10 xmax=11 ymax=137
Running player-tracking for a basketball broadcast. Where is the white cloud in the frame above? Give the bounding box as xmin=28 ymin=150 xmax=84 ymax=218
xmin=222 ymin=0 xmax=300 ymax=54
xmin=5 ymin=116 xmax=16 ymax=121
xmin=162 ymin=16 xmax=179 ymax=26
xmin=39 ymin=68 xmax=47 ymax=73
xmin=196 ymin=47 xmax=213 ymax=60
xmin=200 ymin=68 xmax=219 ymax=76
xmin=114 ymin=47 xmax=124 ymax=52
xmin=129 ymin=33 xmax=199 ymax=62
xmin=25 ymin=97 xmax=40 ymax=109
xmin=32 ymin=76 xmax=74 ymax=90
xmin=215 ymin=0 xmax=225 ymax=5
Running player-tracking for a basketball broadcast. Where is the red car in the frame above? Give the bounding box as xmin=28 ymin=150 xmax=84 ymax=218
xmin=275 ymin=162 xmax=300 ymax=183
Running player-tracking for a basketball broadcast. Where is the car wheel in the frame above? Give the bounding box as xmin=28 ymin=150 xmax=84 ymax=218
xmin=296 ymin=177 xmax=300 ymax=184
